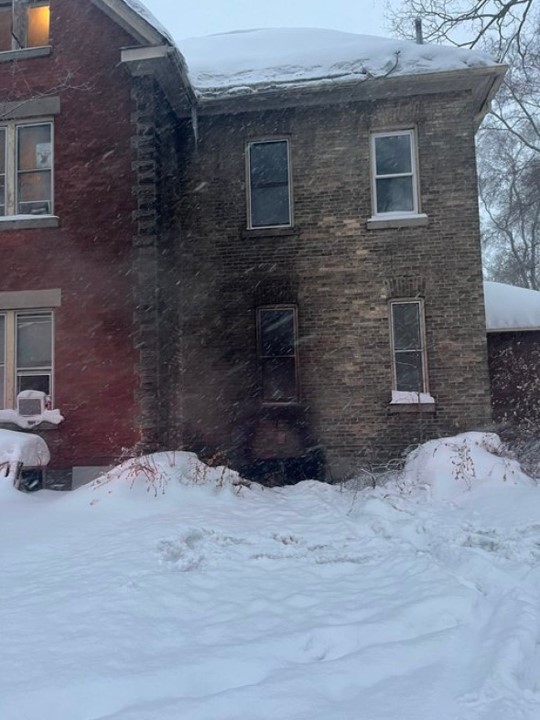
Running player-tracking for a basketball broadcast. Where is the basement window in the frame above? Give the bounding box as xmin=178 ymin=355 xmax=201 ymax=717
xmin=0 ymin=0 xmax=50 ymax=51
xmin=257 ymin=306 xmax=299 ymax=404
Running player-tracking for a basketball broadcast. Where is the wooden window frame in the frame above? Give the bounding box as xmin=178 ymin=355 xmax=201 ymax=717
xmin=0 ymin=118 xmax=54 ymax=216
xmin=257 ymin=305 xmax=300 ymax=406
xmin=371 ymin=129 xmax=420 ymax=217
xmin=246 ymin=138 xmax=293 ymax=230
xmin=389 ymin=299 xmax=429 ymax=394
xmin=0 ymin=308 xmax=54 ymax=409
xmin=0 ymin=1 xmax=50 ymax=51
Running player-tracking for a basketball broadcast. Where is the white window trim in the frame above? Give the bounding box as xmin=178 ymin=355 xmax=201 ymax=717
xmin=0 ymin=307 xmax=54 ymax=409
xmin=1 ymin=117 xmax=54 ymax=217
xmin=246 ymin=138 xmax=293 ymax=231
xmin=389 ymin=299 xmax=429 ymax=396
xmin=257 ymin=304 xmax=300 ymax=406
xmin=370 ymin=129 xmax=421 ymax=220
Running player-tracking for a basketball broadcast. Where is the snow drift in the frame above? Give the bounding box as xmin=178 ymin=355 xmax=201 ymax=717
xmin=1 ymin=433 xmax=539 ymax=720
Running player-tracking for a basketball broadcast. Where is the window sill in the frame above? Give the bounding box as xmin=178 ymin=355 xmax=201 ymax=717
xmin=367 ymin=214 xmax=428 ymax=230
xmin=0 ymin=215 xmax=59 ymax=231
xmin=0 ymin=46 xmax=52 ymax=63
xmin=242 ymin=226 xmax=298 ymax=239
xmin=388 ymin=402 xmax=436 ymax=415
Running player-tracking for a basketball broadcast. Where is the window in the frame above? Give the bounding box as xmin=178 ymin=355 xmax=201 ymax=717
xmin=390 ymin=300 xmax=428 ymax=393
xmin=257 ymin=306 xmax=299 ymax=404
xmin=247 ymin=139 xmax=292 ymax=229
xmin=0 ymin=310 xmax=53 ymax=408
xmin=0 ymin=1 xmax=50 ymax=51
xmin=0 ymin=120 xmax=53 ymax=216
xmin=371 ymin=130 xmax=419 ymax=216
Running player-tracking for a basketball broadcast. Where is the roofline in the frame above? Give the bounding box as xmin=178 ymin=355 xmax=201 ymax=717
xmin=191 ymin=64 xmax=507 ymax=119
xmin=91 ymin=0 xmax=169 ymax=46
xmin=487 ymin=326 xmax=540 ymax=334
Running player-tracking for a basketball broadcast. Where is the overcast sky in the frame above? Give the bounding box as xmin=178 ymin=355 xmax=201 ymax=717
xmin=141 ymin=0 xmax=392 ymax=41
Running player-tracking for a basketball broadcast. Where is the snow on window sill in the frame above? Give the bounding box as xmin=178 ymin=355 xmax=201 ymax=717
xmin=391 ymin=391 xmax=435 ymax=405
xmin=388 ymin=391 xmax=436 ymax=414
xmin=0 ymin=215 xmax=59 ymax=231
xmin=0 ymin=408 xmax=64 ymax=430
xmin=367 ymin=213 xmax=428 ymax=230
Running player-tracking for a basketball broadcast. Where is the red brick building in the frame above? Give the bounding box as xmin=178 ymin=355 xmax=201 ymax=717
xmin=0 ymin=1 xmax=507 ymax=487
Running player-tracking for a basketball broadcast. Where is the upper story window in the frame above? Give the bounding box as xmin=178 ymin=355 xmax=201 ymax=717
xmin=0 ymin=0 xmax=50 ymax=52
xmin=390 ymin=300 xmax=428 ymax=393
xmin=371 ymin=130 xmax=419 ymax=216
xmin=257 ymin=306 xmax=299 ymax=404
xmin=247 ymin=139 xmax=292 ymax=229
xmin=0 ymin=309 xmax=53 ymax=408
xmin=0 ymin=120 xmax=53 ymax=216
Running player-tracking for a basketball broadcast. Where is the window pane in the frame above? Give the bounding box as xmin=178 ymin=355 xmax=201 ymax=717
xmin=17 ymin=314 xmax=52 ymax=369
xmin=0 ymin=315 xmax=4 ymax=360
xmin=376 ymin=176 xmax=414 ymax=213
xmin=262 ymin=357 xmax=297 ymax=402
xmin=249 ymin=141 xmax=290 ymax=227
xmin=250 ymin=142 xmax=289 ymax=187
xmin=0 ymin=127 xmax=5 ymax=215
xmin=17 ymin=373 xmax=51 ymax=395
xmin=395 ymin=351 xmax=424 ymax=393
xmin=0 ymin=7 xmax=12 ymax=51
xmin=251 ymin=185 xmax=290 ymax=227
xmin=26 ymin=4 xmax=50 ymax=48
xmin=18 ymin=172 xmax=51 ymax=214
xmin=0 ymin=127 xmax=5 ymax=173
xmin=393 ymin=303 xmax=421 ymax=350
xmin=375 ymin=134 xmax=412 ymax=176
xmin=260 ymin=308 xmax=295 ymax=356
xmin=18 ymin=124 xmax=52 ymax=171
xmin=0 ymin=315 xmax=4 ymax=409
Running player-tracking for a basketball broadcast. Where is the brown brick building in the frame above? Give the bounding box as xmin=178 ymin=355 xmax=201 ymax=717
xmin=0 ymin=2 xmax=506 ymax=486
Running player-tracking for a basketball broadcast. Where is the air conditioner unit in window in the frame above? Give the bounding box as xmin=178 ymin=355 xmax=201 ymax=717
xmin=17 ymin=390 xmax=46 ymax=417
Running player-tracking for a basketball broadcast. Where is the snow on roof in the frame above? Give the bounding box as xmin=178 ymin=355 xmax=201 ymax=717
xmin=120 ymin=0 xmax=174 ymax=44
xmin=179 ymin=27 xmax=499 ymax=98
xmin=484 ymin=281 xmax=540 ymax=332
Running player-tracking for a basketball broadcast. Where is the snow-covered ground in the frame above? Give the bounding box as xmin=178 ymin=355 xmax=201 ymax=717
xmin=2 ymin=434 xmax=540 ymax=719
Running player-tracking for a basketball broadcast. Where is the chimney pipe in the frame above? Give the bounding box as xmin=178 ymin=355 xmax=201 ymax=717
xmin=415 ymin=17 xmax=424 ymax=44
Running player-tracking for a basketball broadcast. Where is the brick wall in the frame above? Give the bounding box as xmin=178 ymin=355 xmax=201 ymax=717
xmin=175 ymin=90 xmax=493 ymax=479
xmin=0 ymin=0 xmax=140 ymax=473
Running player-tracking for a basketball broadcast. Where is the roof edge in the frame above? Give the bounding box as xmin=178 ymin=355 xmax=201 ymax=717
xmin=192 ymin=64 xmax=507 ymax=118
xmin=91 ymin=0 xmax=169 ymax=46
xmin=487 ymin=326 xmax=540 ymax=334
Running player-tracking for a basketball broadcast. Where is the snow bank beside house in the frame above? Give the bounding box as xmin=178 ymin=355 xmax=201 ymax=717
xmin=2 ymin=435 xmax=540 ymax=720
xmin=484 ymin=280 xmax=540 ymax=331
xmin=179 ymin=27 xmax=498 ymax=97
xmin=393 ymin=431 xmax=533 ymax=501
xmin=90 ymin=450 xmax=251 ymax=500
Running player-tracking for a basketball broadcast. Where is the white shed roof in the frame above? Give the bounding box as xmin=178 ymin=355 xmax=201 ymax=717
xmin=485 ymin=281 xmax=540 ymax=332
